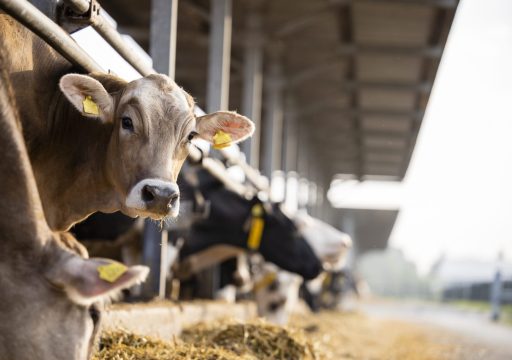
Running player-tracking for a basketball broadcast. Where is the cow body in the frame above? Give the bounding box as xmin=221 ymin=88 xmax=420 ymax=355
xmin=0 ymin=47 xmax=148 ymax=360
xmin=0 ymin=14 xmax=254 ymax=232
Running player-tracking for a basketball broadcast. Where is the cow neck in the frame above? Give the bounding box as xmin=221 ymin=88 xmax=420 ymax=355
xmin=0 ymin=69 xmax=52 ymax=258
xmin=33 ymin=90 xmax=115 ymax=232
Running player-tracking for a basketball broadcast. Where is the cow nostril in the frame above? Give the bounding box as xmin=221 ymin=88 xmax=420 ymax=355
xmin=142 ymin=185 xmax=155 ymax=202
xmin=168 ymin=192 xmax=179 ymax=208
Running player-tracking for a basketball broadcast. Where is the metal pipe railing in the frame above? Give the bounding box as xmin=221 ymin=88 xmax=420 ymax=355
xmin=62 ymin=0 xmax=155 ymax=76
xmin=188 ymin=146 xmax=255 ymax=198
xmin=220 ymin=148 xmax=269 ymax=192
xmin=0 ymin=0 xmax=102 ymax=72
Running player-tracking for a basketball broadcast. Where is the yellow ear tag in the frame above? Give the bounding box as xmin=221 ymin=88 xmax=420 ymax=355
xmin=212 ymin=130 xmax=232 ymax=149
xmin=247 ymin=204 xmax=264 ymax=251
xmin=82 ymin=95 xmax=99 ymax=116
xmin=97 ymin=262 xmax=127 ymax=283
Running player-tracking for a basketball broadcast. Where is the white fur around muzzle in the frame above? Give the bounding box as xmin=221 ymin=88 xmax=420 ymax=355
xmin=125 ymin=179 xmax=180 ymax=218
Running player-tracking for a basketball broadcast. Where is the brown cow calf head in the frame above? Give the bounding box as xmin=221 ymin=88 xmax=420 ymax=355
xmin=59 ymin=73 xmax=254 ymax=220
xmin=0 ymin=233 xmax=148 ymax=360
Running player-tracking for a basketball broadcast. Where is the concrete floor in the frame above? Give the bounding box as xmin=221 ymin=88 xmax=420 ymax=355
xmin=357 ymin=300 xmax=512 ymax=360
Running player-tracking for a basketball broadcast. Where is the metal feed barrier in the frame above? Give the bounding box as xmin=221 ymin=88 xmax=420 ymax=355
xmin=0 ymin=0 xmax=269 ymax=298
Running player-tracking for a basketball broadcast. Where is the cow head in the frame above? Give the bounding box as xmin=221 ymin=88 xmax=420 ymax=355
xmin=0 ymin=233 xmax=148 ymax=360
xmin=294 ymin=213 xmax=352 ymax=270
xmin=257 ymin=202 xmax=323 ymax=279
xmin=253 ymin=263 xmax=302 ymax=325
xmin=59 ymin=73 xmax=254 ymax=220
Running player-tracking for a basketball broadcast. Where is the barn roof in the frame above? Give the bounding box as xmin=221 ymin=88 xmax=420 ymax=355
xmin=101 ymin=0 xmax=458 ymax=181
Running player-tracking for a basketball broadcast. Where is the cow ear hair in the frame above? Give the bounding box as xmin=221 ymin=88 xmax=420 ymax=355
xmin=59 ymin=74 xmax=114 ymax=122
xmin=46 ymin=255 xmax=149 ymax=306
xmin=196 ymin=111 xmax=254 ymax=145
xmin=88 ymin=72 xmax=128 ymax=93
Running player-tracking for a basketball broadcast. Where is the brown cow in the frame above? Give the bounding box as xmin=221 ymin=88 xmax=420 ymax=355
xmin=0 ymin=14 xmax=254 ymax=232
xmin=0 ymin=48 xmax=148 ymax=360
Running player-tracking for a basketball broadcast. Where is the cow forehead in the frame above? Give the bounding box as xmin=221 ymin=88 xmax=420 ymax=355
xmin=122 ymin=76 xmax=192 ymax=118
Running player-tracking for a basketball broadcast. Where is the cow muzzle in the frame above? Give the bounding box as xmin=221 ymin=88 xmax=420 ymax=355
xmin=125 ymin=179 xmax=180 ymax=218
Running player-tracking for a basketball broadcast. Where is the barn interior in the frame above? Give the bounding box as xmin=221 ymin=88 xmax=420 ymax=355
xmin=9 ymin=0 xmax=502 ymax=358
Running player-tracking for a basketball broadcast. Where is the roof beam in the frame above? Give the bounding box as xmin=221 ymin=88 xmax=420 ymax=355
xmin=338 ymin=44 xmax=443 ymax=58
xmin=329 ymin=0 xmax=457 ymax=9
xmin=297 ymin=101 xmax=424 ymax=119
xmin=272 ymin=8 xmax=331 ymax=38
xmin=288 ymin=68 xmax=432 ymax=92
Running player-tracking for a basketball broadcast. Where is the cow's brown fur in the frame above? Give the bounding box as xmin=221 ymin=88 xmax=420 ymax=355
xmin=0 ymin=14 xmax=195 ymax=231
xmin=0 ymin=43 xmax=94 ymax=359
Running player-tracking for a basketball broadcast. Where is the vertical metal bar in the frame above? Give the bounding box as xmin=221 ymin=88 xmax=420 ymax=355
xmin=261 ymin=46 xmax=284 ymax=178
xmin=320 ymin=175 xmax=334 ymax=224
xmin=158 ymin=230 xmax=169 ymax=299
xmin=341 ymin=213 xmax=357 ymax=267
xmin=141 ymin=220 xmax=163 ymax=298
xmin=200 ymin=0 xmax=232 ymax=298
xmin=491 ymin=253 xmax=503 ymax=321
xmin=207 ymin=0 xmax=232 ymax=112
xmin=297 ymin=119 xmax=310 ymax=179
xmin=150 ymin=0 xmax=178 ymax=78
xmin=240 ymin=10 xmax=263 ymax=168
xmin=141 ymin=0 xmax=179 ymax=298
xmin=283 ymin=95 xmax=298 ymax=173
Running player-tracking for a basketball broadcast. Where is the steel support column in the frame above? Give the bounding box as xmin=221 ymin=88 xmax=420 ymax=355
xmin=261 ymin=45 xmax=284 ymax=178
xmin=240 ymin=9 xmax=263 ymax=167
xmin=207 ymin=0 xmax=232 ymax=112
xmin=202 ymin=0 xmax=232 ymax=298
xmin=341 ymin=213 xmax=357 ymax=267
xmin=143 ymin=0 xmax=179 ymax=298
xmin=150 ymin=0 xmax=178 ymax=78
xmin=283 ymin=95 xmax=298 ymax=173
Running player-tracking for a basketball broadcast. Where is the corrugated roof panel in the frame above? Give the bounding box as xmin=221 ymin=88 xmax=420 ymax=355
xmin=357 ymin=55 xmax=423 ymax=82
xmin=365 ymin=152 xmax=404 ymax=164
xmin=364 ymin=163 xmax=402 ymax=176
xmin=361 ymin=116 xmax=412 ymax=132
xmin=364 ymin=136 xmax=408 ymax=149
xmin=353 ymin=3 xmax=434 ymax=46
xmin=359 ymin=89 xmax=417 ymax=111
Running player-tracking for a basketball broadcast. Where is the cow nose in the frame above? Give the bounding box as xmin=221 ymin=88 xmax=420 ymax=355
xmin=142 ymin=184 xmax=179 ymax=210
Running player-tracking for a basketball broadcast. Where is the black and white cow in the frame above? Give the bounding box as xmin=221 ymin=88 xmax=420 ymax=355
xmin=174 ymin=167 xmax=323 ymax=281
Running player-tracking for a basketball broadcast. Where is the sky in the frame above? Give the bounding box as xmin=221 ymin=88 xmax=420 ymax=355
xmin=329 ymin=0 xmax=512 ymax=273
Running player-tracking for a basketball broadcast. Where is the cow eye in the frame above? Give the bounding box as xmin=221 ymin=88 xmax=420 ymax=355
xmin=187 ymin=131 xmax=198 ymax=142
xmin=121 ymin=116 xmax=134 ymax=131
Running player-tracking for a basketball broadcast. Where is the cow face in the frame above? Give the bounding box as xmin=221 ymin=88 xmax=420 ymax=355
xmin=294 ymin=213 xmax=352 ymax=270
xmin=258 ymin=203 xmax=323 ymax=280
xmin=0 ymin=235 xmax=148 ymax=360
xmin=59 ymin=73 xmax=254 ymax=220
xmin=253 ymin=264 xmax=302 ymax=325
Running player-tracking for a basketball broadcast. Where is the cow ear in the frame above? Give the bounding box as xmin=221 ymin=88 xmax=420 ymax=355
xmin=196 ymin=111 xmax=254 ymax=147
xmin=59 ymin=74 xmax=114 ymax=122
xmin=46 ymin=255 xmax=149 ymax=306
